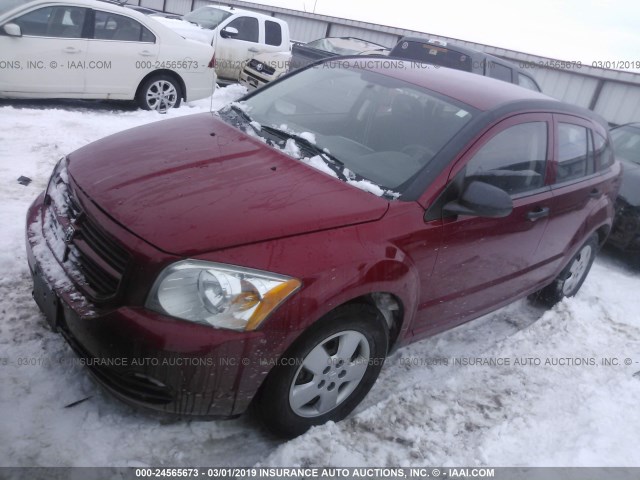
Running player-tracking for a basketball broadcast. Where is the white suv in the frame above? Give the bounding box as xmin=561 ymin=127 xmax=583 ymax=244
xmin=0 ymin=0 xmax=216 ymax=110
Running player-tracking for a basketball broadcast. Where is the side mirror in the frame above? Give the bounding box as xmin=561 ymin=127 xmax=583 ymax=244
xmin=3 ymin=23 xmax=22 ymax=37
xmin=443 ymin=180 xmax=513 ymax=218
xmin=220 ymin=26 xmax=239 ymax=39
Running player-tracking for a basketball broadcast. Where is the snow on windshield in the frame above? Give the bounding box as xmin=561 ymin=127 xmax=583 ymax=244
xmin=227 ymin=102 xmax=399 ymax=199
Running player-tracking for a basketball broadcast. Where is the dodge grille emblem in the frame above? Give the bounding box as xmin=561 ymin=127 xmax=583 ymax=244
xmin=64 ymin=224 xmax=76 ymax=244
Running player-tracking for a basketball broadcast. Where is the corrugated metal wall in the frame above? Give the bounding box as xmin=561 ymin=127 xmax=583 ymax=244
xmin=596 ymin=83 xmax=640 ymax=123
xmin=165 ymin=0 xmax=194 ymax=14
xmin=143 ymin=0 xmax=640 ymax=125
xmin=532 ymin=69 xmax=599 ymax=109
xmin=275 ymin=13 xmax=327 ymax=42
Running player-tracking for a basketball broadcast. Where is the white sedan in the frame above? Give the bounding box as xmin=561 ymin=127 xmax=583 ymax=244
xmin=0 ymin=0 xmax=217 ymax=110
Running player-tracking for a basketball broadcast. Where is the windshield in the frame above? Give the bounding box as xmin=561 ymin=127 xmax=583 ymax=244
xmin=0 ymin=0 xmax=29 ymax=17
xmin=391 ymin=41 xmax=473 ymax=72
xmin=183 ymin=6 xmax=232 ymax=29
xmin=227 ymin=61 xmax=474 ymax=195
xmin=611 ymin=125 xmax=640 ymax=165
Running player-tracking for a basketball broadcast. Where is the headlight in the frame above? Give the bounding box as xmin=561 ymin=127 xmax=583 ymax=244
xmin=146 ymin=260 xmax=301 ymax=331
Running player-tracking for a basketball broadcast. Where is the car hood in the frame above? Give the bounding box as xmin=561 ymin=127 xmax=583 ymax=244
xmin=619 ymin=159 xmax=640 ymax=206
xmin=151 ymin=16 xmax=213 ymax=44
xmin=68 ymin=113 xmax=389 ymax=256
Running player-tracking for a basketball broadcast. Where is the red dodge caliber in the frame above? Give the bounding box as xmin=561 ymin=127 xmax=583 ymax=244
xmin=26 ymin=58 xmax=621 ymax=437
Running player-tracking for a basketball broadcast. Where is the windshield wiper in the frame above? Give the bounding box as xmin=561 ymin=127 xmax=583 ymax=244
xmin=228 ymin=105 xmax=345 ymax=171
xmin=259 ymin=125 xmax=345 ymax=168
xmin=229 ymin=103 xmax=253 ymax=122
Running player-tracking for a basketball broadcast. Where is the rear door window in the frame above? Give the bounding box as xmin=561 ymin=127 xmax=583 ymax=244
xmin=93 ymin=11 xmax=155 ymax=42
xmin=265 ymin=20 xmax=282 ymax=46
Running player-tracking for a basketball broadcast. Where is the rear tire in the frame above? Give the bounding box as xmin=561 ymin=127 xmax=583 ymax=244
xmin=531 ymin=234 xmax=598 ymax=306
xmin=136 ymin=74 xmax=182 ymax=111
xmin=256 ymin=304 xmax=388 ymax=438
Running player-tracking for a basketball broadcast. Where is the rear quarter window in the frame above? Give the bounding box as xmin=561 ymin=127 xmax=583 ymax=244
xmin=556 ymin=123 xmax=594 ymax=182
xmin=595 ymin=132 xmax=614 ymax=170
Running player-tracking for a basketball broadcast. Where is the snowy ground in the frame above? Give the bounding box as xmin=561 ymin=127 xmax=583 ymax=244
xmin=0 ymin=88 xmax=639 ymax=468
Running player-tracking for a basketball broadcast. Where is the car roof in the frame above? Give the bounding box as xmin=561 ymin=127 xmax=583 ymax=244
xmin=195 ymin=3 xmax=284 ymax=20
xmin=1 ymin=0 xmax=150 ymax=20
xmin=322 ymin=57 xmax=606 ymax=126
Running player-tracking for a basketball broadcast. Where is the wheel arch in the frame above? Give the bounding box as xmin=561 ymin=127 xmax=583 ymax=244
xmin=135 ymin=70 xmax=187 ymax=101
xmin=595 ymin=223 xmax=611 ymax=247
xmin=341 ymin=292 xmax=405 ymax=352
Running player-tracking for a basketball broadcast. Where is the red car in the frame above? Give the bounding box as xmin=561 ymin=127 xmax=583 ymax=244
xmin=26 ymin=58 xmax=621 ymax=437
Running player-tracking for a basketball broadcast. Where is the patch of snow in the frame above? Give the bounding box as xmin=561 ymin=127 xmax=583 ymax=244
xmin=345 ymin=179 xmax=385 ymax=197
xmin=229 ymin=100 xmax=252 ymax=113
xmin=283 ymin=138 xmax=301 ymax=159
xmin=298 ymin=132 xmax=316 ymax=144
xmin=301 ymin=155 xmax=338 ymax=178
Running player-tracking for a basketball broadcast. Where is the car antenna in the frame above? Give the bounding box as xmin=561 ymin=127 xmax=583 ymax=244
xmin=210 ymin=76 xmax=215 ymax=114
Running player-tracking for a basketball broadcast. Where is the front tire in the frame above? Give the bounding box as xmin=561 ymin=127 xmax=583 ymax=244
xmin=136 ymin=74 xmax=182 ymax=111
xmin=256 ymin=304 xmax=388 ymax=438
xmin=531 ymin=234 xmax=598 ymax=306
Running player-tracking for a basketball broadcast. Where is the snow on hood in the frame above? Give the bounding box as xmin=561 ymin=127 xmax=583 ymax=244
xmin=151 ymin=15 xmax=213 ymax=45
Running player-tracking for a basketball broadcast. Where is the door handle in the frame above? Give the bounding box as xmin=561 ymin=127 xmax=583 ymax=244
xmin=63 ymin=47 xmax=81 ymax=54
xmin=139 ymin=50 xmax=155 ymax=57
xmin=589 ymin=188 xmax=602 ymax=199
xmin=526 ymin=207 xmax=550 ymax=221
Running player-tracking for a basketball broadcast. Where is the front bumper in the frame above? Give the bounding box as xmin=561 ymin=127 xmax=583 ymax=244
xmin=238 ymin=68 xmax=271 ymax=91
xmin=26 ymin=193 xmax=268 ymax=417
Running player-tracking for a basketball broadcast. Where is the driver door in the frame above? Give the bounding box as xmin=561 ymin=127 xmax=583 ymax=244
xmin=214 ymin=15 xmax=261 ymax=81
xmin=413 ymin=113 xmax=554 ymax=335
xmin=0 ymin=5 xmax=88 ymax=94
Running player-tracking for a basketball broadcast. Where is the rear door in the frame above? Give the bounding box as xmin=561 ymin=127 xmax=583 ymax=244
xmin=413 ymin=114 xmax=554 ymax=334
xmin=534 ymin=114 xmax=613 ymax=272
xmin=84 ymin=9 xmax=159 ymax=96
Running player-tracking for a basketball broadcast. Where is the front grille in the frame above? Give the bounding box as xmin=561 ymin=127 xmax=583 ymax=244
xmin=66 ymin=185 xmax=129 ymax=301
xmin=45 ymin=168 xmax=130 ymax=302
xmin=248 ymin=58 xmax=275 ymax=76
